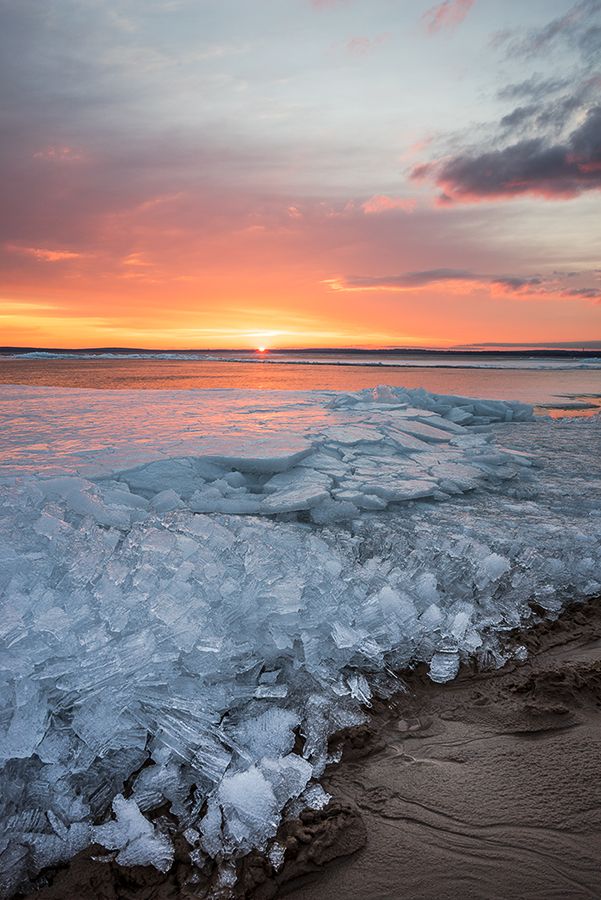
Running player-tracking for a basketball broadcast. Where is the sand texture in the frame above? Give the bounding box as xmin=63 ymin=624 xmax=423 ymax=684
xmin=288 ymin=599 xmax=601 ymax=900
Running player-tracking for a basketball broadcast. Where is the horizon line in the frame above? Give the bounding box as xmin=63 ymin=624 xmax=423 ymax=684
xmin=2 ymin=342 xmax=601 ymax=355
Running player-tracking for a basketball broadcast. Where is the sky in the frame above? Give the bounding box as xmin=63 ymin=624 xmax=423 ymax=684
xmin=0 ymin=0 xmax=600 ymax=349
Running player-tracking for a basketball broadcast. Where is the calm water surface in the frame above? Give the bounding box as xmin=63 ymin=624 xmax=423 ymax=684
xmin=1 ymin=357 xmax=600 ymax=415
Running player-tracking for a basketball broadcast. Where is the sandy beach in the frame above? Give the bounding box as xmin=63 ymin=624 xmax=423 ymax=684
xmin=285 ymin=598 xmax=601 ymax=900
xmin=18 ymin=596 xmax=601 ymax=900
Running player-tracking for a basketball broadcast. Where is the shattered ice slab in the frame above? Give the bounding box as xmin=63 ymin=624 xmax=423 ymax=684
xmin=0 ymin=385 xmax=541 ymax=521
xmin=0 ymin=385 xmax=600 ymax=893
xmin=428 ymin=650 xmax=461 ymax=683
xmin=93 ymin=795 xmax=174 ymax=872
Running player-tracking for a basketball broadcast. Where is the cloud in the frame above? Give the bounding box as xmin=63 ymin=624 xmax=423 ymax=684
xmin=498 ymin=0 xmax=601 ymax=61
xmin=33 ymin=146 xmax=83 ymax=162
xmin=412 ymin=105 xmax=601 ymax=201
xmin=414 ymin=2 xmax=601 ymax=203
xmin=461 ymin=340 xmax=601 ymax=349
xmin=329 ymin=268 xmax=474 ymax=289
xmin=345 ymin=34 xmax=389 ymax=56
xmin=360 ymin=194 xmax=416 ymax=214
xmin=497 ymin=76 xmax=572 ymax=103
xmin=497 ymin=74 xmax=601 ymax=137
xmin=422 ymin=0 xmax=475 ymax=34
xmin=6 ymin=244 xmax=83 ymax=262
xmin=326 ymin=268 xmax=601 ymax=300
xmin=499 ymin=105 xmax=538 ymax=130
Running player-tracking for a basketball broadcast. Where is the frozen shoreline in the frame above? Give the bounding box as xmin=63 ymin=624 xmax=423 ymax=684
xmin=1 ymin=385 xmax=600 ymax=896
xmin=18 ymin=595 xmax=601 ymax=900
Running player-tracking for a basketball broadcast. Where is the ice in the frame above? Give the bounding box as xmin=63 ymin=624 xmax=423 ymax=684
xmin=478 ymin=552 xmax=511 ymax=584
xmin=321 ymin=425 xmax=385 ymax=444
xmin=0 ymin=385 xmax=600 ymax=893
xmin=428 ymin=650 xmax=461 ymax=683
xmin=0 ymin=385 xmax=540 ymax=525
xmin=260 ymin=482 xmax=330 ymax=514
xmin=149 ymin=489 xmax=184 ymax=512
xmin=201 ymin=767 xmax=279 ymax=854
xmin=260 ymin=755 xmax=313 ymax=806
xmin=268 ymin=840 xmax=286 ymax=872
xmin=94 ymin=795 xmax=174 ymax=872
xmin=231 ymin=708 xmax=299 ymax=762
xmin=357 ymin=477 xmax=439 ymax=502
xmin=298 ymin=784 xmax=332 ymax=811
xmin=0 ymin=683 xmax=48 ymax=763
xmin=447 ymin=407 xmax=475 ymax=426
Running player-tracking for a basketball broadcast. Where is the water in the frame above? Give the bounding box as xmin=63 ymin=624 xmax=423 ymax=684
xmin=1 ymin=352 xmax=601 ymax=415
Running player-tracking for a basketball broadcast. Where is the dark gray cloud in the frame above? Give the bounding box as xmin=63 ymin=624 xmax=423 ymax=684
xmin=413 ymin=106 xmax=601 ymax=201
xmin=414 ymin=2 xmax=601 ymax=202
xmin=497 ymin=75 xmax=572 ymax=102
xmin=490 ymin=275 xmax=542 ymax=289
xmin=499 ymin=106 xmax=538 ymax=129
xmin=458 ymin=340 xmax=601 ymax=348
xmin=498 ymin=74 xmax=601 ymax=136
xmin=579 ymin=21 xmax=601 ymax=55
xmin=340 ymin=268 xmax=475 ymax=289
xmin=499 ymin=0 xmax=601 ymax=61
xmin=417 ymin=114 xmax=601 ymax=201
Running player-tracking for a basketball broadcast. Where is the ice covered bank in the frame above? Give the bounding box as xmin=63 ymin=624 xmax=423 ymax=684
xmin=0 ymin=385 xmax=600 ymax=896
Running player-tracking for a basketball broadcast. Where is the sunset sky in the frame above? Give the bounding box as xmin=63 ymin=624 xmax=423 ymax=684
xmin=1 ymin=0 xmax=600 ymax=349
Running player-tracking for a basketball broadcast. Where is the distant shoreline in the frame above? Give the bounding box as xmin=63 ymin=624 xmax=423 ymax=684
xmin=2 ymin=346 xmax=601 ymax=359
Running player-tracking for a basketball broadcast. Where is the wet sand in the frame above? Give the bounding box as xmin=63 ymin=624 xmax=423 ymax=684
xmin=286 ymin=599 xmax=601 ymax=900
xmin=19 ymin=598 xmax=601 ymax=900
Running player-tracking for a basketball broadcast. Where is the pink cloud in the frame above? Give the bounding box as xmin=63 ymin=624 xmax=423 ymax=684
xmin=422 ymin=0 xmax=475 ymax=34
xmin=6 ymin=244 xmax=83 ymax=262
xmin=361 ymin=195 xmax=416 ymax=214
xmin=346 ymin=33 xmax=390 ymax=55
xmin=33 ymin=146 xmax=83 ymax=162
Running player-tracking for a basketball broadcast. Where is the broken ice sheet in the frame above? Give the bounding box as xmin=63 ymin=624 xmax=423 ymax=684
xmin=93 ymin=795 xmax=174 ymax=872
xmin=0 ymin=385 xmax=600 ymax=891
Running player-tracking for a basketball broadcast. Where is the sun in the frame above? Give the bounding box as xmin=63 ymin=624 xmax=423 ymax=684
xmin=257 ymin=346 xmax=267 ymax=353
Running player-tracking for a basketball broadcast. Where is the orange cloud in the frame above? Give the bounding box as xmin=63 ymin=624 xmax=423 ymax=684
xmin=6 ymin=244 xmax=83 ymax=262
xmin=361 ymin=195 xmax=416 ymax=214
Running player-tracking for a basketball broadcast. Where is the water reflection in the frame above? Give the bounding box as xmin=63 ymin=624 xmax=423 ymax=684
xmin=1 ymin=357 xmax=600 ymax=410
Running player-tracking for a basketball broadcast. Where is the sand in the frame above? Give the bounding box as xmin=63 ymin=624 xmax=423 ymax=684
xmin=18 ymin=598 xmax=601 ymax=900
xmin=285 ymin=599 xmax=601 ymax=900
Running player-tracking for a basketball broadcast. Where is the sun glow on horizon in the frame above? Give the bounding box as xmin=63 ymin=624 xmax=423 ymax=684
xmin=1 ymin=3 xmax=601 ymax=350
